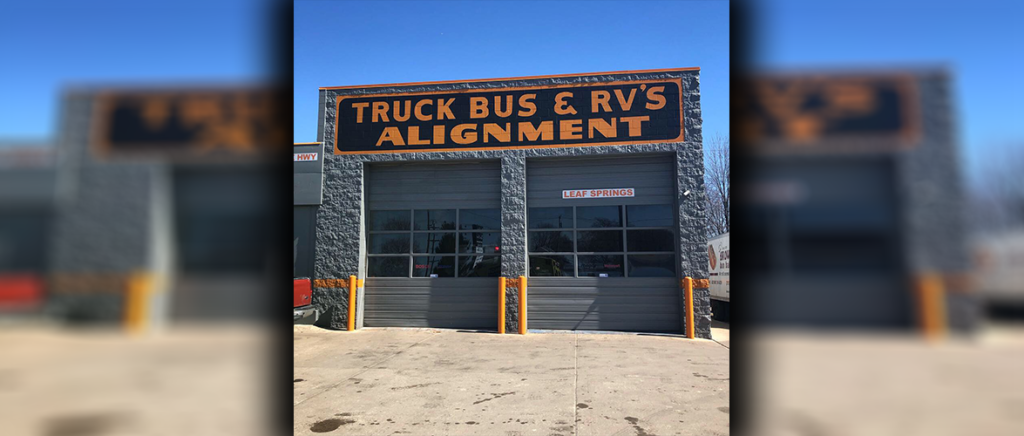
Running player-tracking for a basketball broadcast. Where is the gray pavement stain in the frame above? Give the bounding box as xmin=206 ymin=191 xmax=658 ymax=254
xmin=693 ymin=372 xmax=729 ymax=381
xmin=309 ymin=418 xmax=355 ymax=433
xmin=294 ymin=332 xmax=435 ymax=407
xmin=472 ymin=391 xmax=516 ymax=405
xmin=623 ymin=416 xmax=654 ymax=436
xmin=390 ymin=382 xmax=439 ymax=390
xmin=718 ymin=406 xmax=730 ymax=414
xmin=44 ymin=412 xmax=133 ymax=436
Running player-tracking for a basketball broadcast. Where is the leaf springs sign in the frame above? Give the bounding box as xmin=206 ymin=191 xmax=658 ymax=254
xmin=331 ymin=74 xmax=688 ymax=154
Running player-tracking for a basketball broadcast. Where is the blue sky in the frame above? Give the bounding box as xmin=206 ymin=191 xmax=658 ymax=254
xmin=0 ymin=0 xmax=271 ymax=142
xmin=746 ymin=0 xmax=1024 ymax=186
xmin=4 ymin=0 xmax=1019 ymax=188
xmin=294 ymin=0 xmax=731 ymax=143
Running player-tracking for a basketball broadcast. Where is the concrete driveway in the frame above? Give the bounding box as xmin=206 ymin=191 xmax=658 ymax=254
xmin=294 ymin=326 xmax=730 ymax=436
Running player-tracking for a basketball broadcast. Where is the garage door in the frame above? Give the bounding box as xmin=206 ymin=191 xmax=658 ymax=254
xmin=526 ymin=155 xmax=681 ymax=333
xmin=364 ymin=161 xmax=501 ymax=329
xmin=741 ymin=156 xmax=909 ymax=328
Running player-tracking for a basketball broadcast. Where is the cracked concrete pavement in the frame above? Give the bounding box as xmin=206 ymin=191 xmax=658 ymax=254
xmin=294 ymin=326 xmax=730 ymax=435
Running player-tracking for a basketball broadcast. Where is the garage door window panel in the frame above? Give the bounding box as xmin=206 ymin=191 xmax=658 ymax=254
xmin=577 ymin=230 xmax=623 ymax=253
xmin=369 ymin=210 xmax=412 ymax=231
xmin=626 ymin=229 xmax=675 ymax=252
xmin=369 ymin=233 xmax=411 ymax=254
xmin=413 ymin=232 xmax=457 ymax=254
xmin=414 ymin=209 xmax=456 ymax=230
xmin=578 ymin=255 xmax=625 ymax=277
xmin=529 ymin=254 xmax=575 ymax=277
xmin=576 ymin=205 xmax=621 ymax=228
xmin=529 ymin=207 xmax=573 ymax=229
xmin=459 ymin=232 xmax=501 ymax=254
xmin=458 ymin=255 xmax=501 ymax=277
xmin=368 ymin=256 xmax=410 ymax=277
xmin=626 ymin=204 xmax=674 ymax=227
xmin=412 ymin=256 xmax=456 ymax=277
xmin=528 ymin=231 xmax=573 ymax=253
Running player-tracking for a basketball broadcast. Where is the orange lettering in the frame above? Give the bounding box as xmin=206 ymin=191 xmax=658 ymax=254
xmin=372 ymin=102 xmax=389 ymax=122
xmin=470 ymin=97 xmax=489 ymax=119
xmin=376 ymin=127 xmax=404 ymax=146
xmin=433 ymin=125 xmax=445 ymax=144
xmin=518 ymin=121 xmax=554 ymax=142
xmin=518 ymin=94 xmax=536 ymax=116
xmin=620 ymin=116 xmax=649 ymax=137
xmin=645 ymin=86 xmax=666 ymax=110
xmin=414 ymin=99 xmax=433 ymax=121
xmin=408 ymin=126 xmax=429 ymax=145
xmin=614 ymin=88 xmax=637 ymax=111
xmin=437 ymin=98 xmax=455 ymax=120
xmin=560 ymin=119 xmax=582 ymax=140
xmin=352 ymin=102 xmax=369 ymax=123
xmin=592 ymin=90 xmax=611 ymax=113
xmin=554 ymin=92 xmax=577 ymax=115
xmin=451 ymin=124 xmax=477 ymax=144
xmin=588 ymin=118 xmax=617 ymax=139
xmin=494 ymin=95 xmax=513 ymax=118
xmin=483 ymin=123 xmax=511 ymax=143
xmin=393 ymin=100 xmax=411 ymax=122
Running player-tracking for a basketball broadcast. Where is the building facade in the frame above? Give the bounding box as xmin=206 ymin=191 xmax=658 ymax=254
xmin=302 ymin=68 xmax=713 ymax=338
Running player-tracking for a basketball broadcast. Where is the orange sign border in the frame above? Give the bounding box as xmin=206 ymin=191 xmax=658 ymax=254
xmin=332 ymin=77 xmax=687 ymax=155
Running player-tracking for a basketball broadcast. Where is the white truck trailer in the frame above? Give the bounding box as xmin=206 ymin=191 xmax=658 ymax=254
xmin=708 ymin=232 xmax=729 ymax=321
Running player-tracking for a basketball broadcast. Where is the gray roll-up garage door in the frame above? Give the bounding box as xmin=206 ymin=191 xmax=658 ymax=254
xmin=364 ymin=161 xmax=502 ymax=329
xmin=526 ymin=154 xmax=681 ymax=333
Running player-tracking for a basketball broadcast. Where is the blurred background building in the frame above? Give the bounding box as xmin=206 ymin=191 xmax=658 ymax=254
xmin=737 ymin=70 xmax=976 ymax=333
xmin=0 ymin=144 xmax=56 ymax=315
xmin=0 ymin=88 xmax=286 ymax=327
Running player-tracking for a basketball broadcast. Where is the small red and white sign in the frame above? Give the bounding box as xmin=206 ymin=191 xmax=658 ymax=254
xmin=562 ymin=188 xmax=635 ymax=199
xmin=294 ymin=152 xmax=318 ymax=161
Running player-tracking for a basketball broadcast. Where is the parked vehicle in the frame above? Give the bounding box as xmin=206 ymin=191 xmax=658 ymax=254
xmin=973 ymin=231 xmax=1024 ymax=309
xmin=708 ymin=232 xmax=729 ymax=322
xmin=294 ymin=277 xmax=316 ymax=321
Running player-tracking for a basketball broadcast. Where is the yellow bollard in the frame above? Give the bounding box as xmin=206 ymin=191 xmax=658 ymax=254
xmin=348 ymin=275 xmax=357 ymax=331
xmin=498 ymin=277 xmax=506 ymax=334
xmin=684 ymin=277 xmax=695 ymax=339
xmin=518 ymin=275 xmax=527 ymax=335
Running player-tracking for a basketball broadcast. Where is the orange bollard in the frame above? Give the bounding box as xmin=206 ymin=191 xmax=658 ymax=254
xmin=684 ymin=277 xmax=695 ymax=339
xmin=498 ymin=277 xmax=506 ymax=334
xmin=917 ymin=273 xmax=947 ymax=341
xmin=348 ymin=275 xmax=357 ymax=331
xmin=518 ymin=275 xmax=527 ymax=334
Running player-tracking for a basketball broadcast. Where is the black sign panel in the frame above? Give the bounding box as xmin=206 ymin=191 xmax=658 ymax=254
xmin=739 ymin=75 xmax=918 ymax=147
xmin=333 ymin=78 xmax=684 ymax=154
xmin=92 ymin=89 xmax=287 ymax=159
